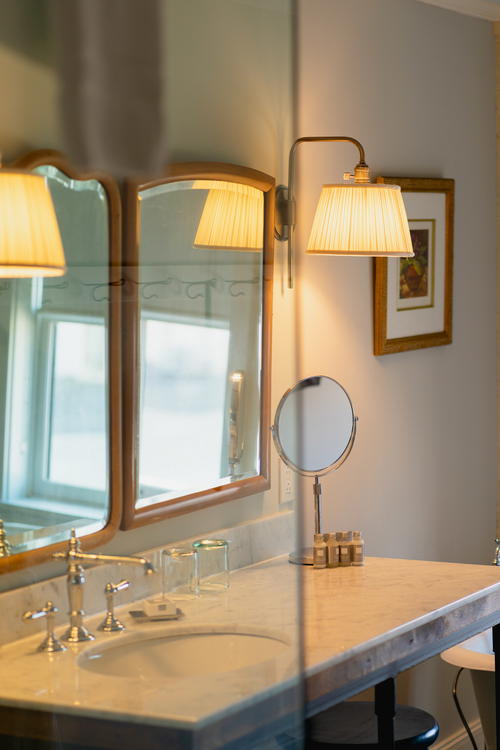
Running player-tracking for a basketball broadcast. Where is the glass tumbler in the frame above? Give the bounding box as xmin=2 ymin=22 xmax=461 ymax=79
xmin=162 ymin=546 xmax=199 ymax=599
xmin=192 ymin=539 xmax=229 ymax=593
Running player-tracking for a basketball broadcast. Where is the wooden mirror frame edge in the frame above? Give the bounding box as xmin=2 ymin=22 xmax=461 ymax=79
xmin=120 ymin=162 xmax=275 ymax=529
xmin=0 ymin=149 xmax=122 ymax=573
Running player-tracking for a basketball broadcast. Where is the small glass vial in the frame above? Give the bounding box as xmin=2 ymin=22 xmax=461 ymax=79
xmin=313 ymin=533 xmax=327 ymax=568
xmin=338 ymin=531 xmax=351 ymax=567
xmin=351 ymin=531 xmax=365 ymax=566
xmin=325 ymin=532 xmax=339 ymax=568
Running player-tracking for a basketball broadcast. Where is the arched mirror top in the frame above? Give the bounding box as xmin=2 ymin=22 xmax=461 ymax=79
xmin=0 ymin=150 xmax=122 ymax=572
xmin=122 ymin=162 xmax=275 ymax=528
xmin=130 ymin=161 xmax=276 ymax=193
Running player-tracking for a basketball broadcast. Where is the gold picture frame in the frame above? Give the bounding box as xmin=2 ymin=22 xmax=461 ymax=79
xmin=373 ymin=177 xmax=454 ymax=355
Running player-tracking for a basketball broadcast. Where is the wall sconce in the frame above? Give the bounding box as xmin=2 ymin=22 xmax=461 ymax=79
xmin=0 ymin=169 xmax=66 ymax=278
xmin=275 ymin=137 xmax=414 ymax=288
xmin=193 ymin=181 xmax=263 ymax=251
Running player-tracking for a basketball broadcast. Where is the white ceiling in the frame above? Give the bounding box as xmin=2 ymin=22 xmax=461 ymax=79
xmin=417 ymin=0 xmax=500 ymax=20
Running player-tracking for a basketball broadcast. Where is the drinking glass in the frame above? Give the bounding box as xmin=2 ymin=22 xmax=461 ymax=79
xmin=192 ymin=539 xmax=229 ymax=593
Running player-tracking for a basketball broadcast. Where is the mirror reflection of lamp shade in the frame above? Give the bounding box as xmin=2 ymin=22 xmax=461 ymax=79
xmin=192 ymin=180 xmax=264 ymax=251
xmin=0 ymin=171 xmax=66 ymax=277
xmin=306 ymin=183 xmax=413 ymax=257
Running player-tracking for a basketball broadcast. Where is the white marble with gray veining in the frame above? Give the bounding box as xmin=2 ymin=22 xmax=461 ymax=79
xmin=0 ymin=555 xmax=500 ymax=746
xmin=302 ymin=557 xmax=500 ymax=712
xmin=0 ymin=556 xmax=302 ymax=728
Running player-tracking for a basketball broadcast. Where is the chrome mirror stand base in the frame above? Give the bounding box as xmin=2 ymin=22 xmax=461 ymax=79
xmin=289 ymin=548 xmax=313 ymax=566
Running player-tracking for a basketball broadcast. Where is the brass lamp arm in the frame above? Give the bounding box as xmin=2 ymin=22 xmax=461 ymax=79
xmin=276 ymin=136 xmax=369 ymax=289
xmin=288 ymin=136 xmax=367 ymax=205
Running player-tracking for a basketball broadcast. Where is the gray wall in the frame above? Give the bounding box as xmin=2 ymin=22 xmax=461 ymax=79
xmin=0 ymin=0 xmax=60 ymax=157
xmin=296 ymin=0 xmax=496 ymax=739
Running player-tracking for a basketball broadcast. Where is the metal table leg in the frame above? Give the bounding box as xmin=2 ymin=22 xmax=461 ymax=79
xmin=375 ymin=677 xmax=396 ymax=749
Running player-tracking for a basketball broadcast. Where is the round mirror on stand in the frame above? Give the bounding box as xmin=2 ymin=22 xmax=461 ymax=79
xmin=271 ymin=376 xmax=358 ymax=565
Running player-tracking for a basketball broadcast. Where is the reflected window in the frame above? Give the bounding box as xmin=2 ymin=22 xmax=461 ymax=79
xmin=139 ymin=316 xmax=230 ymax=499
xmin=0 ymin=279 xmax=108 ymax=551
xmin=45 ymin=320 xmax=106 ymax=491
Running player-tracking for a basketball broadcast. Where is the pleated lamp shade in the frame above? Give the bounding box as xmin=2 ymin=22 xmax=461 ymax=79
xmin=306 ymin=183 xmax=413 ymax=257
xmin=193 ymin=181 xmax=263 ymax=251
xmin=0 ymin=170 xmax=66 ymax=277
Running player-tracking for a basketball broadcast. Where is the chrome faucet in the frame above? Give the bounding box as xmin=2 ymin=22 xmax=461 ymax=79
xmin=0 ymin=519 xmax=11 ymax=557
xmin=493 ymin=538 xmax=500 ymax=566
xmin=53 ymin=528 xmax=154 ymax=643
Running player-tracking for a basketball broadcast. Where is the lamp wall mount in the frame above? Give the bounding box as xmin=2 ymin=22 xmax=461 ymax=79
xmin=275 ymin=136 xmax=413 ymax=289
xmin=275 ymin=136 xmax=371 ymax=289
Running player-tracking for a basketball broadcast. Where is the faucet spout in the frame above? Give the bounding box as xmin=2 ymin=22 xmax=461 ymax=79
xmin=53 ymin=529 xmax=155 ymax=575
xmin=65 ymin=551 xmax=155 ymax=575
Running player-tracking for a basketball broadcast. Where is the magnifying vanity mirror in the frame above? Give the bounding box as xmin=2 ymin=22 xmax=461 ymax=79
xmin=272 ymin=376 xmax=357 ymax=565
xmin=0 ymin=150 xmax=121 ymax=570
xmin=122 ymin=163 xmax=274 ymax=527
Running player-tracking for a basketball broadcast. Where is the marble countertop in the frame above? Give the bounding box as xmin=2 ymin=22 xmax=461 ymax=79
xmin=0 ymin=557 xmax=301 ymax=732
xmin=1 ymin=556 xmax=500 ymax=745
xmin=302 ymin=557 xmax=500 ymax=714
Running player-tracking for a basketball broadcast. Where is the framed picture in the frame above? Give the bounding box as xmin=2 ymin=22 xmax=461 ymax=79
xmin=373 ymin=177 xmax=454 ymax=355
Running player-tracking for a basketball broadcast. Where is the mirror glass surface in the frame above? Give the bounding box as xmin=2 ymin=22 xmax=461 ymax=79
xmin=0 ymin=164 xmax=111 ymax=554
xmin=134 ymin=178 xmax=266 ymax=509
xmin=274 ymin=376 xmax=355 ymax=474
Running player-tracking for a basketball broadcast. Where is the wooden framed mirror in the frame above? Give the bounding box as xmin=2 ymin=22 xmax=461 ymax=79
xmin=122 ymin=163 xmax=274 ymax=528
xmin=0 ymin=150 xmax=122 ymax=571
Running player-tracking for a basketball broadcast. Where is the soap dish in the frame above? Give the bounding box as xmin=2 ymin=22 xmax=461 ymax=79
xmin=129 ymin=608 xmax=183 ymax=623
xmin=142 ymin=597 xmax=178 ymax=618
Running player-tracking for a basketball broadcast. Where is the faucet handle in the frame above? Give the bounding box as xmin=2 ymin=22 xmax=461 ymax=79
xmin=98 ymin=579 xmax=130 ymax=632
xmin=493 ymin=538 xmax=500 ymax=566
xmin=0 ymin=519 xmax=10 ymax=557
xmin=23 ymin=601 xmax=66 ymax=653
xmin=53 ymin=528 xmax=81 ymax=563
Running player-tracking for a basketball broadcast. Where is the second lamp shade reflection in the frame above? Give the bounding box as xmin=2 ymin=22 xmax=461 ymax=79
xmin=306 ymin=183 xmax=413 ymax=257
xmin=194 ymin=181 xmax=263 ymax=251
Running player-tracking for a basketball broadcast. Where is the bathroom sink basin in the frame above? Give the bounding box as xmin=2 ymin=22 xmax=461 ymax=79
xmin=78 ymin=627 xmax=290 ymax=679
